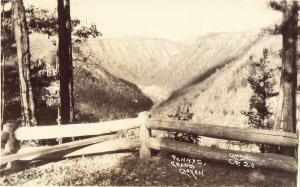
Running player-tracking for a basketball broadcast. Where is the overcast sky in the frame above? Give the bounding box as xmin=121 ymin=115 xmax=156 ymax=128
xmin=23 ymin=0 xmax=281 ymax=41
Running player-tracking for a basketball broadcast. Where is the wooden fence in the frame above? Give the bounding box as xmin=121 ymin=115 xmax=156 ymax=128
xmin=1 ymin=112 xmax=298 ymax=174
xmin=1 ymin=112 xmax=148 ymax=165
xmin=140 ymin=118 xmax=298 ymax=173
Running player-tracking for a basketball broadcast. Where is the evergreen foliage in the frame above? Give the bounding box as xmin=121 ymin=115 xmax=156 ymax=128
xmin=167 ymin=109 xmax=200 ymax=144
xmin=242 ymin=48 xmax=277 ymax=130
xmin=1 ymin=3 xmax=101 ymax=124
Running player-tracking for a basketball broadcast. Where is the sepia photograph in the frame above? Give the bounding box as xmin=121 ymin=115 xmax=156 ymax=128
xmin=0 ymin=0 xmax=299 ymax=186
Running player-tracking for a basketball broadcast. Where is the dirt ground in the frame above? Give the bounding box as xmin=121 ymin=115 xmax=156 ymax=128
xmin=0 ymin=151 xmax=296 ymax=186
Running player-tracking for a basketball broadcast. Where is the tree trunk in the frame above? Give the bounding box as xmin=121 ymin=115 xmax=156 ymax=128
xmin=274 ymin=0 xmax=298 ymax=156
xmin=58 ymin=0 xmax=74 ymax=124
xmin=1 ymin=3 xmax=5 ymax=127
xmin=12 ymin=0 xmax=37 ymax=127
xmin=1 ymin=52 xmax=4 ymax=127
xmin=274 ymin=87 xmax=283 ymax=130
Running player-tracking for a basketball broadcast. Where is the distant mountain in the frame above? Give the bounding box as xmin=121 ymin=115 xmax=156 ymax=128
xmin=82 ymin=37 xmax=185 ymax=102
xmin=82 ymin=32 xmax=264 ymax=102
xmin=152 ymin=34 xmax=282 ymax=127
xmin=30 ymin=32 xmax=285 ymax=127
xmin=30 ymin=34 xmax=153 ymax=122
xmin=67 ymin=32 xmax=282 ymax=127
xmin=154 ymin=31 xmax=262 ymax=98
xmin=84 ymin=37 xmax=185 ymax=86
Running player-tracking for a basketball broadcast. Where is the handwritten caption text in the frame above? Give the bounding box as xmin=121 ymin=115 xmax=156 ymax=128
xmin=170 ymin=155 xmax=206 ymax=179
xmin=228 ymin=153 xmax=255 ymax=168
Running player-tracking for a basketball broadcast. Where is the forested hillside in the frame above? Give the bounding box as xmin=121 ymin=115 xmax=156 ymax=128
xmin=29 ymin=34 xmax=153 ymax=123
xmin=153 ymin=34 xmax=282 ymax=127
xmin=30 ymin=32 xmax=284 ymax=127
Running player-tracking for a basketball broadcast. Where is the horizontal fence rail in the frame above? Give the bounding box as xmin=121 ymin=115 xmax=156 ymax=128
xmin=1 ymin=134 xmax=118 ymax=164
xmin=4 ymin=138 xmax=140 ymax=161
xmin=146 ymin=137 xmax=298 ymax=173
xmin=147 ymin=118 xmax=298 ymax=147
xmin=63 ymin=138 xmax=140 ymax=158
xmin=14 ymin=118 xmax=141 ymax=140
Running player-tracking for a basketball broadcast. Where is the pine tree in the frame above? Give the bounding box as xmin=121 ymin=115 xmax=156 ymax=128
xmin=242 ymin=49 xmax=277 ymax=130
xmin=242 ymin=49 xmax=278 ymax=153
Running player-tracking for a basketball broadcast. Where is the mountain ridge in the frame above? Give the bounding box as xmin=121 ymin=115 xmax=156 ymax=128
xmin=152 ymin=34 xmax=282 ymax=127
xmin=29 ymin=31 xmax=283 ymax=127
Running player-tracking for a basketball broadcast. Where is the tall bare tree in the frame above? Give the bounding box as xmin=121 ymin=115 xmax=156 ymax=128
xmin=12 ymin=0 xmax=37 ymax=126
xmin=57 ymin=0 xmax=74 ymax=124
xmin=273 ymin=0 xmax=298 ymax=156
xmin=1 ymin=1 xmax=6 ymax=126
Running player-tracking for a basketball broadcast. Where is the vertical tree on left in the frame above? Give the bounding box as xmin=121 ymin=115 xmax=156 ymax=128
xmin=58 ymin=0 xmax=74 ymax=124
xmin=11 ymin=0 xmax=37 ymax=127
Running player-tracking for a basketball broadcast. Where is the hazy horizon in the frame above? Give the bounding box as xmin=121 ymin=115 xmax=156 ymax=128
xmin=21 ymin=0 xmax=281 ymax=42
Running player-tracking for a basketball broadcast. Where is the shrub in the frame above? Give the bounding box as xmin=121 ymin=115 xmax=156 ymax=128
xmin=167 ymin=109 xmax=200 ymax=144
xmin=241 ymin=77 xmax=248 ymax=88
xmin=222 ymin=109 xmax=228 ymax=116
xmin=227 ymin=80 xmax=238 ymax=92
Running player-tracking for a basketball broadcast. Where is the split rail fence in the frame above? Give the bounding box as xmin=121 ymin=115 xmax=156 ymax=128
xmin=1 ymin=111 xmax=298 ymax=173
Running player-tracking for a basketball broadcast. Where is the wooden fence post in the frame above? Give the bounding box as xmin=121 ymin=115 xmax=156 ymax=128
xmin=2 ymin=123 xmax=19 ymax=168
xmin=297 ymin=123 xmax=299 ymax=187
xmin=139 ymin=111 xmax=151 ymax=159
